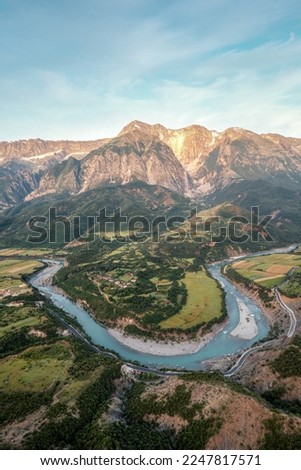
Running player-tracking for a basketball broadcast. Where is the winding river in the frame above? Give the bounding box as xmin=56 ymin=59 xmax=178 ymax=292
xmin=30 ymin=245 xmax=296 ymax=370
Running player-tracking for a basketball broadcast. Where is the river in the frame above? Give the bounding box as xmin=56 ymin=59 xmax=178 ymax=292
xmin=29 ymin=245 xmax=296 ymax=370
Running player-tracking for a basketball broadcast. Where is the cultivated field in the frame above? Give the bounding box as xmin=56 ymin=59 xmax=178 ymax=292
xmin=232 ymin=253 xmax=301 ymax=288
xmin=0 ymin=248 xmax=52 ymax=257
xmin=0 ymin=259 xmax=43 ymax=276
xmin=160 ymin=270 xmax=222 ymax=330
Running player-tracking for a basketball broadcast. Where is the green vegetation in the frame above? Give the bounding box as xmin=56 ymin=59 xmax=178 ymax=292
xmin=280 ymin=268 xmax=301 ymax=297
xmin=271 ymin=336 xmax=301 ymax=378
xmin=0 ymin=256 xmax=300 ymax=450
xmin=0 ymin=248 xmax=52 ymax=257
xmin=232 ymin=253 xmax=301 ymax=288
xmin=0 ymin=181 xmax=191 ymax=248
xmin=262 ymin=416 xmax=301 ymax=450
xmin=262 ymin=386 xmax=301 ymax=416
xmin=160 ymin=270 xmax=223 ymax=330
xmin=0 ymin=258 xmax=43 ymax=276
xmin=126 ymin=383 xmax=201 ymax=421
xmin=0 ymin=389 xmax=54 ymax=427
xmin=23 ymin=361 xmax=121 ymax=450
xmin=0 ymin=296 xmax=123 ymax=448
xmin=0 ymin=258 xmax=43 ymax=298
xmin=55 ymin=241 xmax=224 ymax=338
xmin=0 ymin=304 xmax=59 ymax=356
xmin=0 ymin=343 xmax=72 ymax=392
xmin=124 ymin=381 xmax=222 ymax=449
xmin=225 ymin=265 xmax=274 ymax=307
xmin=0 ymin=316 xmax=40 ymax=337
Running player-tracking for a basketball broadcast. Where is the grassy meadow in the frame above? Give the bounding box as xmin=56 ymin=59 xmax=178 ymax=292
xmin=160 ymin=270 xmax=222 ymax=330
xmin=0 ymin=342 xmax=72 ymax=392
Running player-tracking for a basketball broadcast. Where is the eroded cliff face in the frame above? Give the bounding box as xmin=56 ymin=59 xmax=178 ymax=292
xmin=120 ymin=121 xmax=301 ymax=192
xmin=79 ymin=132 xmax=193 ymax=195
xmin=0 ymin=162 xmax=40 ymax=210
xmin=26 ymin=131 xmax=194 ymax=200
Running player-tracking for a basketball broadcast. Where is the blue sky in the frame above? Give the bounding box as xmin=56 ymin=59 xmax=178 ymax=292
xmin=0 ymin=0 xmax=300 ymax=140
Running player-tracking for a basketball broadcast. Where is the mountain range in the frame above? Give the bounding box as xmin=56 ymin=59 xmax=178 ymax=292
xmin=0 ymin=120 xmax=301 ymax=247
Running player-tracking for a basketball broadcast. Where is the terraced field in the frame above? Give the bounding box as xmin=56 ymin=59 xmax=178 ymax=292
xmin=232 ymin=253 xmax=301 ymax=288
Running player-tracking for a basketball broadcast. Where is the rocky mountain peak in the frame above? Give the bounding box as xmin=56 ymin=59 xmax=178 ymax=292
xmin=118 ymin=120 xmax=166 ymax=137
xmin=1 ymin=120 xmax=301 ymax=208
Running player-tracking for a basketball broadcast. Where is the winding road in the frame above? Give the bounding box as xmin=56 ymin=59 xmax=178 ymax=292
xmin=45 ymin=307 xmax=183 ymax=377
xmin=46 ymin=287 xmax=297 ymax=379
xmin=275 ymin=289 xmax=297 ymax=338
xmin=46 ymin=307 xmax=118 ymax=359
xmin=33 ymin=244 xmax=298 ymax=379
xmin=224 ymin=288 xmax=297 ymax=377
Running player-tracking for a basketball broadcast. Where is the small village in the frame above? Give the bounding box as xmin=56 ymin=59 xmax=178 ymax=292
xmin=97 ymin=272 xmax=137 ymax=290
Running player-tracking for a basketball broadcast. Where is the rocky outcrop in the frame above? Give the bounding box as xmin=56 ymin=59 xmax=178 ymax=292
xmin=120 ymin=121 xmax=301 ymax=192
xmin=0 ymin=162 xmax=40 ymax=210
xmin=27 ymin=130 xmax=194 ymax=200
xmin=2 ymin=120 xmax=301 ymax=207
xmin=25 ymin=158 xmax=81 ymax=200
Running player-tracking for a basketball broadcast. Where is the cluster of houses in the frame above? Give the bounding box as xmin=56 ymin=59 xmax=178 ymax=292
xmin=98 ymin=272 xmax=137 ymax=289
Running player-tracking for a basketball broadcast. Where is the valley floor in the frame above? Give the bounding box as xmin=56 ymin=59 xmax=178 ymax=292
xmin=40 ymin=259 xmax=262 ymax=357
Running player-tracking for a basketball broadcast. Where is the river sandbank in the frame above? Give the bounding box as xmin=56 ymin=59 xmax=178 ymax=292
xmin=35 ymin=260 xmax=230 ymax=356
xmin=230 ymin=300 xmax=258 ymax=340
xmin=32 ymin=258 xmax=265 ymax=357
xmin=107 ymin=325 xmax=226 ymax=356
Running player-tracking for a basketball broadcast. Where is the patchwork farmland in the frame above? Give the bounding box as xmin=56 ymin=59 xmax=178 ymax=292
xmin=231 ymin=253 xmax=301 ymax=288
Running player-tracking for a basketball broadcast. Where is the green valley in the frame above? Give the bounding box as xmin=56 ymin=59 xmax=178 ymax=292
xmin=55 ymin=241 xmax=225 ymax=339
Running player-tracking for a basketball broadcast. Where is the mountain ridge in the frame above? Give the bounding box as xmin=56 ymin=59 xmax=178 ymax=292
xmin=119 ymin=121 xmax=301 ymax=192
xmin=0 ymin=137 xmax=109 ymax=167
xmin=1 ymin=120 xmax=301 ymax=209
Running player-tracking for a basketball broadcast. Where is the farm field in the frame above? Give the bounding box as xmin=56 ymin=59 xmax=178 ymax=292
xmin=58 ymin=240 xmax=214 ymax=335
xmin=0 ymin=316 xmax=40 ymax=338
xmin=0 ymin=288 xmax=120 ymax=449
xmin=0 ymin=258 xmax=43 ymax=297
xmin=232 ymin=253 xmax=301 ymax=288
xmin=0 ymin=259 xmax=43 ymax=276
xmin=0 ymin=248 xmax=52 ymax=257
xmin=160 ymin=270 xmax=222 ymax=330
